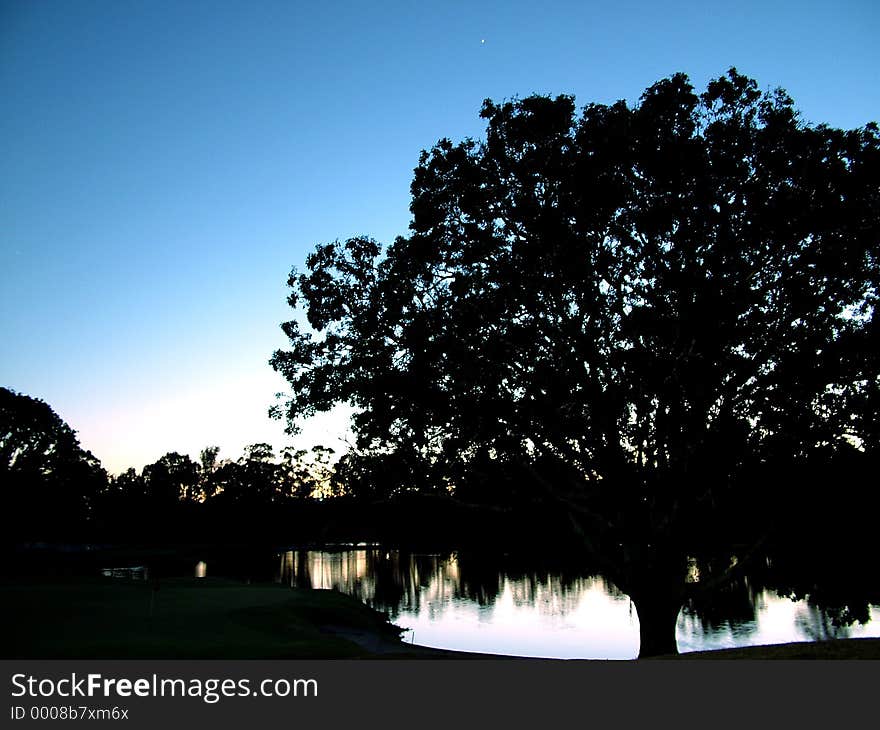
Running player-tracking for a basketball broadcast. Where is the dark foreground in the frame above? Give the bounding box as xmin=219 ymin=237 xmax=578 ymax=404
xmin=2 ymin=577 xmax=878 ymax=660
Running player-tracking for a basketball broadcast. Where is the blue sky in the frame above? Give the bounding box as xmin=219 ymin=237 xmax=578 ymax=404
xmin=1 ymin=0 xmax=877 ymax=474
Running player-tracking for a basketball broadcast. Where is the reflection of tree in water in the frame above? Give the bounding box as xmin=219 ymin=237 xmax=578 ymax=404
xmin=757 ymin=533 xmax=880 ymax=638
xmin=369 ymin=551 xmax=496 ymax=619
xmin=676 ymin=552 xmax=862 ymax=645
xmin=456 ymin=553 xmax=505 ymax=607
xmin=276 ymin=546 xmax=878 ymax=646
xmin=369 ymin=551 xmax=459 ymax=618
xmin=506 ymin=574 xmax=625 ymax=617
xmin=275 ymin=548 xmax=608 ymax=621
xmin=445 ymin=551 xmax=601 ymax=620
xmin=794 ymin=603 xmax=853 ymax=642
xmin=678 ymin=542 xmax=880 ymax=646
xmin=275 ymin=549 xmax=461 ymax=618
xmin=680 ymin=574 xmax=760 ymax=642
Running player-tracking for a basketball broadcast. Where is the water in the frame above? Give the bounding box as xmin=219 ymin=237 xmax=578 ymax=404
xmin=270 ymin=547 xmax=880 ymax=659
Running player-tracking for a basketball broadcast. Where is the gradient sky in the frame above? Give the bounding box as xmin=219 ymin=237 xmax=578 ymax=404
xmin=1 ymin=0 xmax=877 ymax=474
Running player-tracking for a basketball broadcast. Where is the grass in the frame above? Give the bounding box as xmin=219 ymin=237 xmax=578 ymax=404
xmin=2 ymin=576 xmax=878 ymax=659
xmin=0 ymin=576 xmax=402 ymax=659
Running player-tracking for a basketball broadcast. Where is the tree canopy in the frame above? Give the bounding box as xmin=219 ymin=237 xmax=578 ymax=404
xmin=1 ymin=387 xmax=107 ymax=539
xmin=272 ymin=69 xmax=879 ymax=655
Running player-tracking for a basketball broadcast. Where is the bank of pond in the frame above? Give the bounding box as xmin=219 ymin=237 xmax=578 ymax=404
xmin=4 ymin=544 xmax=879 ymax=659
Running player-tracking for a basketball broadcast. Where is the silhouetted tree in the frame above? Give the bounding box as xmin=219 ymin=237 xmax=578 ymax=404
xmin=198 ymin=445 xmax=221 ymax=500
xmin=330 ymin=449 xmax=422 ymax=502
xmin=240 ymin=443 xmax=280 ymax=503
xmin=0 ymin=387 xmax=107 ymax=540
xmin=279 ymin=445 xmax=337 ymax=499
xmin=110 ymin=467 xmax=148 ymax=501
xmin=205 ymin=460 xmax=248 ymax=504
xmin=207 ymin=444 xmax=280 ymax=507
xmin=273 ymin=69 xmax=879 ymax=655
xmin=143 ymin=452 xmax=200 ymax=506
xmin=94 ymin=467 xmax=148 ymax=534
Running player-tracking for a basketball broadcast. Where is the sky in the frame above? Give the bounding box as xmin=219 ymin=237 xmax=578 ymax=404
xmin=1 ymin=0 xmax=878 ymax=475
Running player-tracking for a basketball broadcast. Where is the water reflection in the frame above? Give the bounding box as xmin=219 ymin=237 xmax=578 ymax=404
xmin=273 ymin=548 xmax=880 ymax=659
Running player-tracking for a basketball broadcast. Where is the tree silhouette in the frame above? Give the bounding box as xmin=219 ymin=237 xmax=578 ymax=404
xmin=198 ymin=445 xmax=221 ymax=500
xmin=279 ymin=445 xmax=337 ymax=499
xmin=143 ymin=452 xmax=200 ymax=506
xmin=272 ymin=69 xmax=879 ymax=655
xmin=1 ymin=387 xmax=107 ymax=540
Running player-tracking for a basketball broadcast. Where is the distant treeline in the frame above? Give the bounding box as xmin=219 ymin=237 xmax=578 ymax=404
xmin=93 ymin=445 xmax=572 ymax=549
xmin=0 ymin=386 xmax=577 ymax=549
xmin=3 ymin=381 xmax=879 ymax=554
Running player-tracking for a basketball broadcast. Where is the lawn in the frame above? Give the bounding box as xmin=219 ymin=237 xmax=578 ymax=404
xmin=0 ymin=576 xmax=402 ymax=659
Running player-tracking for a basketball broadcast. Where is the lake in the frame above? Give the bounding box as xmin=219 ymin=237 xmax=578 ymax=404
xmin=263 ymin=546 xmax=880 ymax=659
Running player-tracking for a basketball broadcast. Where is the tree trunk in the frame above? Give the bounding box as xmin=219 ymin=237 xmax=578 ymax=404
xmin=631 ymin=589 xmax=682 ymax=658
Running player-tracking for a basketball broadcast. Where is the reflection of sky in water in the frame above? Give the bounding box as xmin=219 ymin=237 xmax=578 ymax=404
xmin=394 ymin=578 xmax=640 ymax=659
xmin=677 ymin=597 xmax=880 ymax=653
xmin=276 ymin=550 xmax=880 ymax=659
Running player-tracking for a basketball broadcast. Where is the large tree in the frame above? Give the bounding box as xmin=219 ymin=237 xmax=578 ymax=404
xmin=1 ymin=387 xmax=107 ymax=540
xmin=271 ymin=69 xmax=879 ymax=655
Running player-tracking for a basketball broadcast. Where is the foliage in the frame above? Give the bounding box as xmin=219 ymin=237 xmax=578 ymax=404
xmin=143 ymin=451 xmax=200 ymax=505
xmin=0 ymin=387 xmax=107 ymax=538
xmin=271 ymin=69 xmax=879 ymax=653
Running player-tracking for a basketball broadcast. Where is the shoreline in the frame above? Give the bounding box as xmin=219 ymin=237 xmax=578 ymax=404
xmin=3 ymin=574 xmax=879 ymax=661
xmin=326 ymin=623 xmax=880 ymax=660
